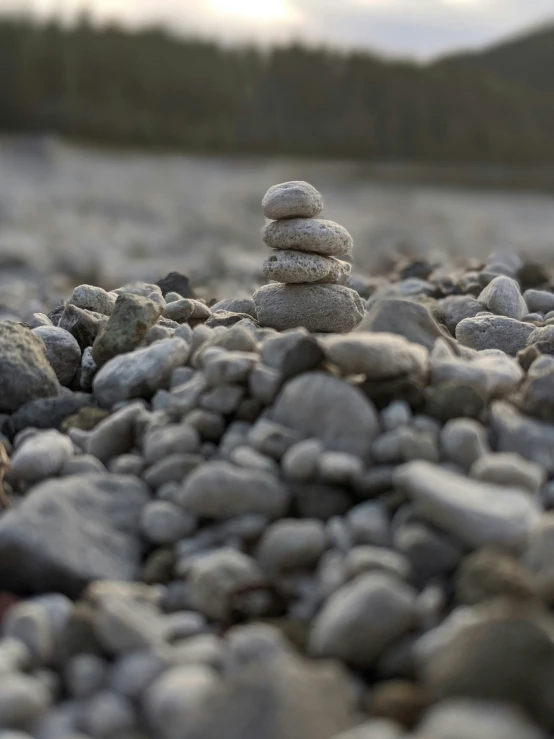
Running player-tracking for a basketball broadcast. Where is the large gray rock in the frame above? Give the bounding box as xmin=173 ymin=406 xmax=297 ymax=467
xmin=0 ymin=322 xmax=61 ymax=413
xmin=490 ymin=400 xmax=554 ymax=474
xmin=93 ymin=338 xmax=190 ymax=408
xmin=477 ymin=275 xmax=527 ymax=319
xmin=456 ymin=315 xmax=534 ymax=355
xmin=357 ymin=299 xmax=453 ymax=350
xmin=271 ymin=372 xmax=379 ymax=459
xmin=92 ymin=293 xmax=163 ymax=367
xmin=0 ymin=474 xmax=149 ymax=596
xmin=263 ymin=218 xmax=353 ymax=257
xmin=181 ymin=653 xmax=356 ymax=739
xmin=263 ymin=250 xmax=350 ymax=284
xmin=394 ymin=461 xmax=541 ymax=552
xmin=32 ymin=326 xmax=82 ymax=386
xmin=253 ymin=283 xmax=364 ymax=333
xmin=309 ymin=573 xmax=416 ymax=668
xmin=262 ymin=181 xmax=324 ymax=220
xmin=176 ymin=461 xmax=289 ymax=519
xmin=322 ymin=332 xmax=428 ymax=380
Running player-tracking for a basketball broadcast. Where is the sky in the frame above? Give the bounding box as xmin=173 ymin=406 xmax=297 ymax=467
xmin=2 ymin=0 xmax=554 ymax=58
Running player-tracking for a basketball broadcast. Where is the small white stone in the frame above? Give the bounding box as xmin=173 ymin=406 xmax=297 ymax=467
xmin=263 ymin=250 xmax=350 ymax=284
xmin=263 ymin=218 xmax=353 ymax=257
xmin=262 ymin=181 xmax=323 ymax=220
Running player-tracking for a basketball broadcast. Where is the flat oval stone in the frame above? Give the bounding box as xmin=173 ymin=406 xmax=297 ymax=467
xmin=263 ymin=219 xmax=353 ymax=257
xmin=262 ymin=181 xmax=323 ymax=220
xmin=263 ymin=250 xmax=351 ymax=284
xmin=322 ymin=332 xmax=428 ymax=379
xmin=253 ymin=283 xmax=364 ymax=333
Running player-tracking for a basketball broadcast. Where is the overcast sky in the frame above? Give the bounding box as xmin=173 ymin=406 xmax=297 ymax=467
xmin=3 ymin=0 xmax=553 ymax=58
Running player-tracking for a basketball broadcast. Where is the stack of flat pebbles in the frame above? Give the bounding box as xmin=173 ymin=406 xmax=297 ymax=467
xmin=253 ymin=181 xmax=365 ymax=332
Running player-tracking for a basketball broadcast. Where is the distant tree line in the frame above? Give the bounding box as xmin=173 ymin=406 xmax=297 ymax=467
xmin=1 ymin=15 xmax=554 ymax=162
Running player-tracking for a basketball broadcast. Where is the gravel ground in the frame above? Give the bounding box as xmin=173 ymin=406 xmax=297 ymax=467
xmin=2 ymin=154 xmax=554 ymax=738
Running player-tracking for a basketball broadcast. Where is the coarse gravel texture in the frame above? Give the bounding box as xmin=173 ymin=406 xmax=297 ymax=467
xmin=1 ymin=173 xmax=554 ymax=738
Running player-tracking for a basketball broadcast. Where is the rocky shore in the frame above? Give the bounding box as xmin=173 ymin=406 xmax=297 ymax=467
xmin=0 ymin=182 xmax=553 ymax=738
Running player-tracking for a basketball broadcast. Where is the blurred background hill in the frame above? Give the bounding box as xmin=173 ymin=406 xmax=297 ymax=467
xmin=1 ymin=15 xmax=554 ymax=163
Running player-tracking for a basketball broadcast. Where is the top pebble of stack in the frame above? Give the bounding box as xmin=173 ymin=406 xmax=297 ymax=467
xmin=262 ymin=180 xmax=324 ymax=220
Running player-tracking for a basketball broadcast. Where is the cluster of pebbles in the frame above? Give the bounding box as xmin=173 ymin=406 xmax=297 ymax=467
xmin=253 ymin=182 xmax=365 ymax=333
xmin=2 ymin=184 xmax=554 ymax=739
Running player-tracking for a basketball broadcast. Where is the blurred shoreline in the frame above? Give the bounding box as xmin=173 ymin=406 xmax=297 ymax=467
xmin=4 ymin=135 xmax=554 ymax=195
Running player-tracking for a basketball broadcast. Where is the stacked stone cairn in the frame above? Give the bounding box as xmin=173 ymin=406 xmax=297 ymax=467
xmin=253 ymin=181 xmax=365 ymax=332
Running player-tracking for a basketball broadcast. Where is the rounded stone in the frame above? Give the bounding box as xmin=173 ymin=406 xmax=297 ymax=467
xmin=263 ymin=250 xmax=350 ymax=284
xmin=263 ymin=218 xmax=353 ymax=257
xmin=309 ymin=573 xmax=416 ymax=669
xmin=9 ymin=429 xmax=74 ymax=485
xmin=140 ymin=501 xmax=197 ymax=545
xmin=281 ymin=439 xmax=323 ymax=481
xmin=456 ymin=315 xmax=534 ymax=356
xmin=440 ymin=418 xmax=489 ymax=470
xmin=0 ymin=673 xmax=50 ymax=729
xmin=65 ymin=654 xmax=108 ymax=699
xmin=470 ymin=452 xmax=546 ymax=493
xmin=68 ymin=284 xmax=117 ymax=316
xmin=271 ymin=372 xmax=379 ymax=459
xmin=253 ymin=283 xmax=364 ymax=333
xmin=262 ymin=181 xmax=323 ymax=220
xmin=177 ymin=461 xmax=289 ymax=519
xmin=32 ymin=326 xmax=82 ymax=386
xmin=144 ymin=665 xmax=217 ymax=739
xmin=477 ymin=275 xmax=527 ymax=320
xmin=322 ymin=332 xmax=428 ymax=379
xmin=256 ymin=519 xmax=326 ymax=575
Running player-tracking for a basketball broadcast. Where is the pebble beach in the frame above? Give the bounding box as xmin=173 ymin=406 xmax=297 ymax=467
xmin=2 ymin=168 xmax=554 ymax=739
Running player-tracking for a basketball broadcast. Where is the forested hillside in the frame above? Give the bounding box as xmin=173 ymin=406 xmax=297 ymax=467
xmin=439 ymin=23 xmax=554 ymax=94
xmin=1 ymin=16 xmax=553 ymax=162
